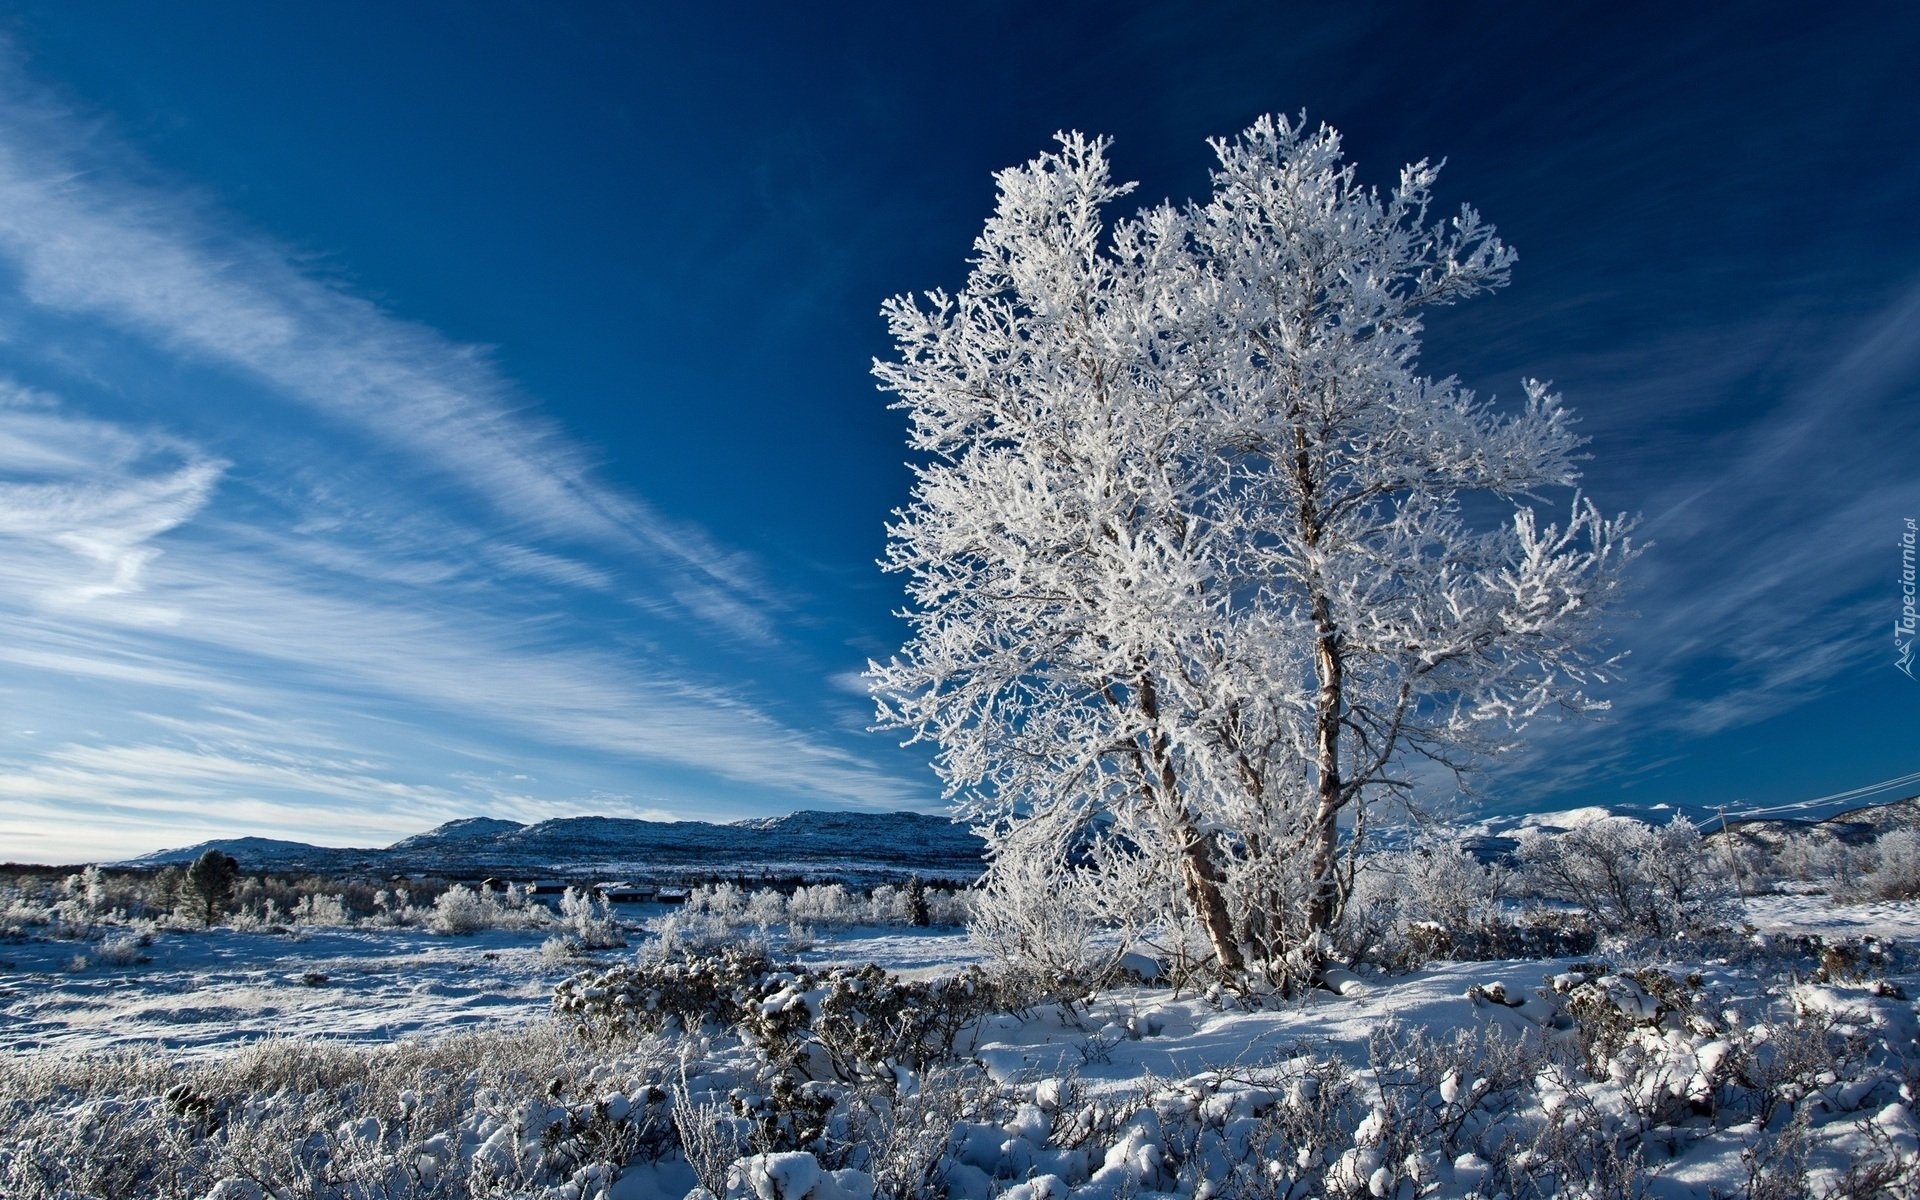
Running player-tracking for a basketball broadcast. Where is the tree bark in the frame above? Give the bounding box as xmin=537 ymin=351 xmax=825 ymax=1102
xmin=1131 ymin=672 xmax=1245 ymax=975
xmin=1305 ymin=590 xmax=1345 ymax=935
xmin=1176 ymin=817 xmax=1244 ymax=974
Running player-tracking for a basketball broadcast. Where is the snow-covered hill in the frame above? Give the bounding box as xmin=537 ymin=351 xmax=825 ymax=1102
xmin=126 ymin=835 xmax=351 ymax=868
xmin=118 ymin=809 xmax=985 ymax=881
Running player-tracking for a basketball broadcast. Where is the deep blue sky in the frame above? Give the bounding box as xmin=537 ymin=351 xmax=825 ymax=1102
xmin=0 ymin=3 xmax=1914 ymax=861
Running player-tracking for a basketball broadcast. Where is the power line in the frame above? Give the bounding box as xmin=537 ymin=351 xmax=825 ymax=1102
xmin=1719 ymin=768 xmax=1920 ymax=823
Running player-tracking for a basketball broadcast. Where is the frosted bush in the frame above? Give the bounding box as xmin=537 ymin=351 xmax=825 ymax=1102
xmin=1518 ymin=815 xmax=1737 ymax=939
xmin=649 ymin=907 xmax=741 ymax=958
xmin=428 ymin=884 xmax=494 ymax=935
xmin=970 ymin=821 xmax=1168 ymax=985
xmin=926 ymin=886 xmax=973 ymax=927
xmin=93 ymin=933 xmax=148 ymax=966
xmin=745 ymin=886 xmax=790 ymax=930
xmin=540 ymin=887 xmax=627 ymax=958
xmin=559 ymin=887 xmax=627 ymax=949
xmin=703 ymin=881 xmax=746 ymax=920
xmin=788 ymin=883 xmax=854 ymax=926
xmin=1838 ymin=829 xmax=1920 ymax=902
xmin=290 ymin=892 xmax=353 ymax=927
xmin=1342 ymin=842 xmax=1517 ymax=966
xmin=1770 ymin=835 xmax=1847 ymax=886
xmin=866 ymin=883 xmax=907 ymax=924
xmin=665 ymin=881 xmax=967 ymax=949
xmin=0 ymin=1021 xmax=680 ymax=1200
xmin=423 ymin=884 xmax=480 ymax=935
xmin=0 ymin=892 xmax=53 ymax=934
xmin=424 ymin=882 xmax=555 ymax=935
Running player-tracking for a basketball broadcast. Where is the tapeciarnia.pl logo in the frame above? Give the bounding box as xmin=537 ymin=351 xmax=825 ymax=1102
xmin=1899 ymin=517 xmax=1917 ymax=679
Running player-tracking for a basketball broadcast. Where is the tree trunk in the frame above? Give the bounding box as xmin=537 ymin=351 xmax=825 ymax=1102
xmin=1133 ymin=671 xmax=1245 ymax=975
xmin=1305 ymin=591 xmax=1345 ymax=935
xmin=1176 ymin=821 xmax=1244 ymax=974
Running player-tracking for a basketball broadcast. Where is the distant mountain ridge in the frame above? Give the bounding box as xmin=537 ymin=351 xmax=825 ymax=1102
xmin=111 ymin=795 xmax=1920 ymax=880
xmin=119 ymin=809 xmax=985 ymax=882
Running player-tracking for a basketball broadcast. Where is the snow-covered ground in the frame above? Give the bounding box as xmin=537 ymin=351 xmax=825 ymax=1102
xmin=0 ymin=926 xmax=569 ymax=1056
xmin=1742 ymin=892 xmax=1920 ymax=940
xmin=3 ymin=896 xmax=1917 ymax=1058
xmin=5 ymin=896 xmax=1918 ymax=1198
xmin=0 ymin=918 xmax=984 ymax=1056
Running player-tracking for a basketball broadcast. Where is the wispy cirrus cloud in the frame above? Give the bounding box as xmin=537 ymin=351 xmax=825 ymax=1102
xmin=1492 ymin=276 xmax=1920 ymax=807
xmin=0 ymin=395 xmax=920 ymax=847
xmin=0 ymin=51 xmax=929 ymax=860
xmin=0 ymin=397 xmax=224 ymax=620
xmin=0 ymin=52 xmax=779 ymax=646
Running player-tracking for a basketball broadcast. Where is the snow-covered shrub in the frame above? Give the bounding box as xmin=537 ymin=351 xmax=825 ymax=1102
xmin=787 ymin=883 xmax=854 ymax=927
xmin=702 ymin=881 xmax=748 ymax=921
xmin=559 ymin=951 xmax=1014 ymax=1096
xmin=925 ymin=885 xmax=973 ymax=927
xmin=1548 ymin=963 xmax=1711 ymax=1079
xmin=970 ymin=821 xmax=1167 ymax=987
xmin=654 ymin=882 xmax=967 ymax=953
xmin=1768 ymin=832 xmax=1853 ymax=886
xmin=1518 ymin=815 xmax=1737 ymax=939
xmin=0 ymin=890 xmax=54 ymax=935
xmin=673 ymin=1070 xmax=753 ymax=1197
xmin=839 ymin=1061 xmax=1008 ymax=1200
xmin=557 ymin=887 xmax=627 ymax=951
xmin=1341 ymin=842 xmax=1517 ymax=967
xmin=793 ymin=963 xmax=1002 ymax=1083
xmin=555 ymin=946 xmax=783 ymax=1038
xmin=650 ymin=906 xmax=755 ymax=959
xmin=428 ymin=883 xmax=494 ymax=935
xmin=1838 ymin=829 xmax=1920 ymax=902
xmin=0 ymin=1020 xmax=681 ymax=1200
xmin=289 ymin=892 xmax=353 ymax=926
xmin=1353 ymin=1021 xmax=1549 ymax=1190
xmin=424 ymin=882 xmax=554 ymax=936
xmin=93 ymin=932 xmax=150 ymax=966
xmin=745 ymin=886 xmax=790 ymax=931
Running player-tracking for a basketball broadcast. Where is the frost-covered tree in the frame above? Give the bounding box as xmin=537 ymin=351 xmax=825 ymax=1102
xmin=871 ymin=116 xmax=1634 ymax=975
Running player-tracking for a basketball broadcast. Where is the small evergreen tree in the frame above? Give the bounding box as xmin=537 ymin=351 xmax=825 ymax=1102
xmin=150 ymin=865 xmax=184 ymax=916
xmin=904 ymin=874 xmax=931 ymax=927
xmin=184 ymin=850 xmax=240 ymax=928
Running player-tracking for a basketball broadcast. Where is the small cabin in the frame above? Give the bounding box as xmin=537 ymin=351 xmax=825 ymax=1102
xmin=655 ymin=886 xmax=691 ymax=904
xmin=529 ymin=879 xmax=569 ymax=897
xmin=594 ymin=882 xmax=656 ymax=903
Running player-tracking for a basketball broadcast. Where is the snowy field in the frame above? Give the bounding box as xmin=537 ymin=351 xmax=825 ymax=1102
xmin=5 ymin=893 xmax=1919 ymax=1199
xmin=3 ymin=896 xmax=1913 ymax=1057
xmin=0 ymin=915 xmax=985 ymax=1057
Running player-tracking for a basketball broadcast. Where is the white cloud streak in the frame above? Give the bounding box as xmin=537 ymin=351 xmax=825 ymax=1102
xmin=0 ymin=58 xmax=780 ymax=645
xmin=0 ymin=54 xmax=929 ymax=860
xmin=1494 ymin=277 xmax=1920 ymax=798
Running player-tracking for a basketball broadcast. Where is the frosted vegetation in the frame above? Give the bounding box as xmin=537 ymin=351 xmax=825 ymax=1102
xmin=869 ymin=115 xmax=1634 ymax=978
xmin=4 ymin=814 xmax=1919 ymax=1198
xmin=0 ymin=868 xmax=973 ymax=967
xmin=4 ymin=117 xmax=1917 ymax=1196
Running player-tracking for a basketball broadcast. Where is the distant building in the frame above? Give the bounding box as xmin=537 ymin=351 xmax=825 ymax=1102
xmin=594 ymin=882 xmax=655 ymax=903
